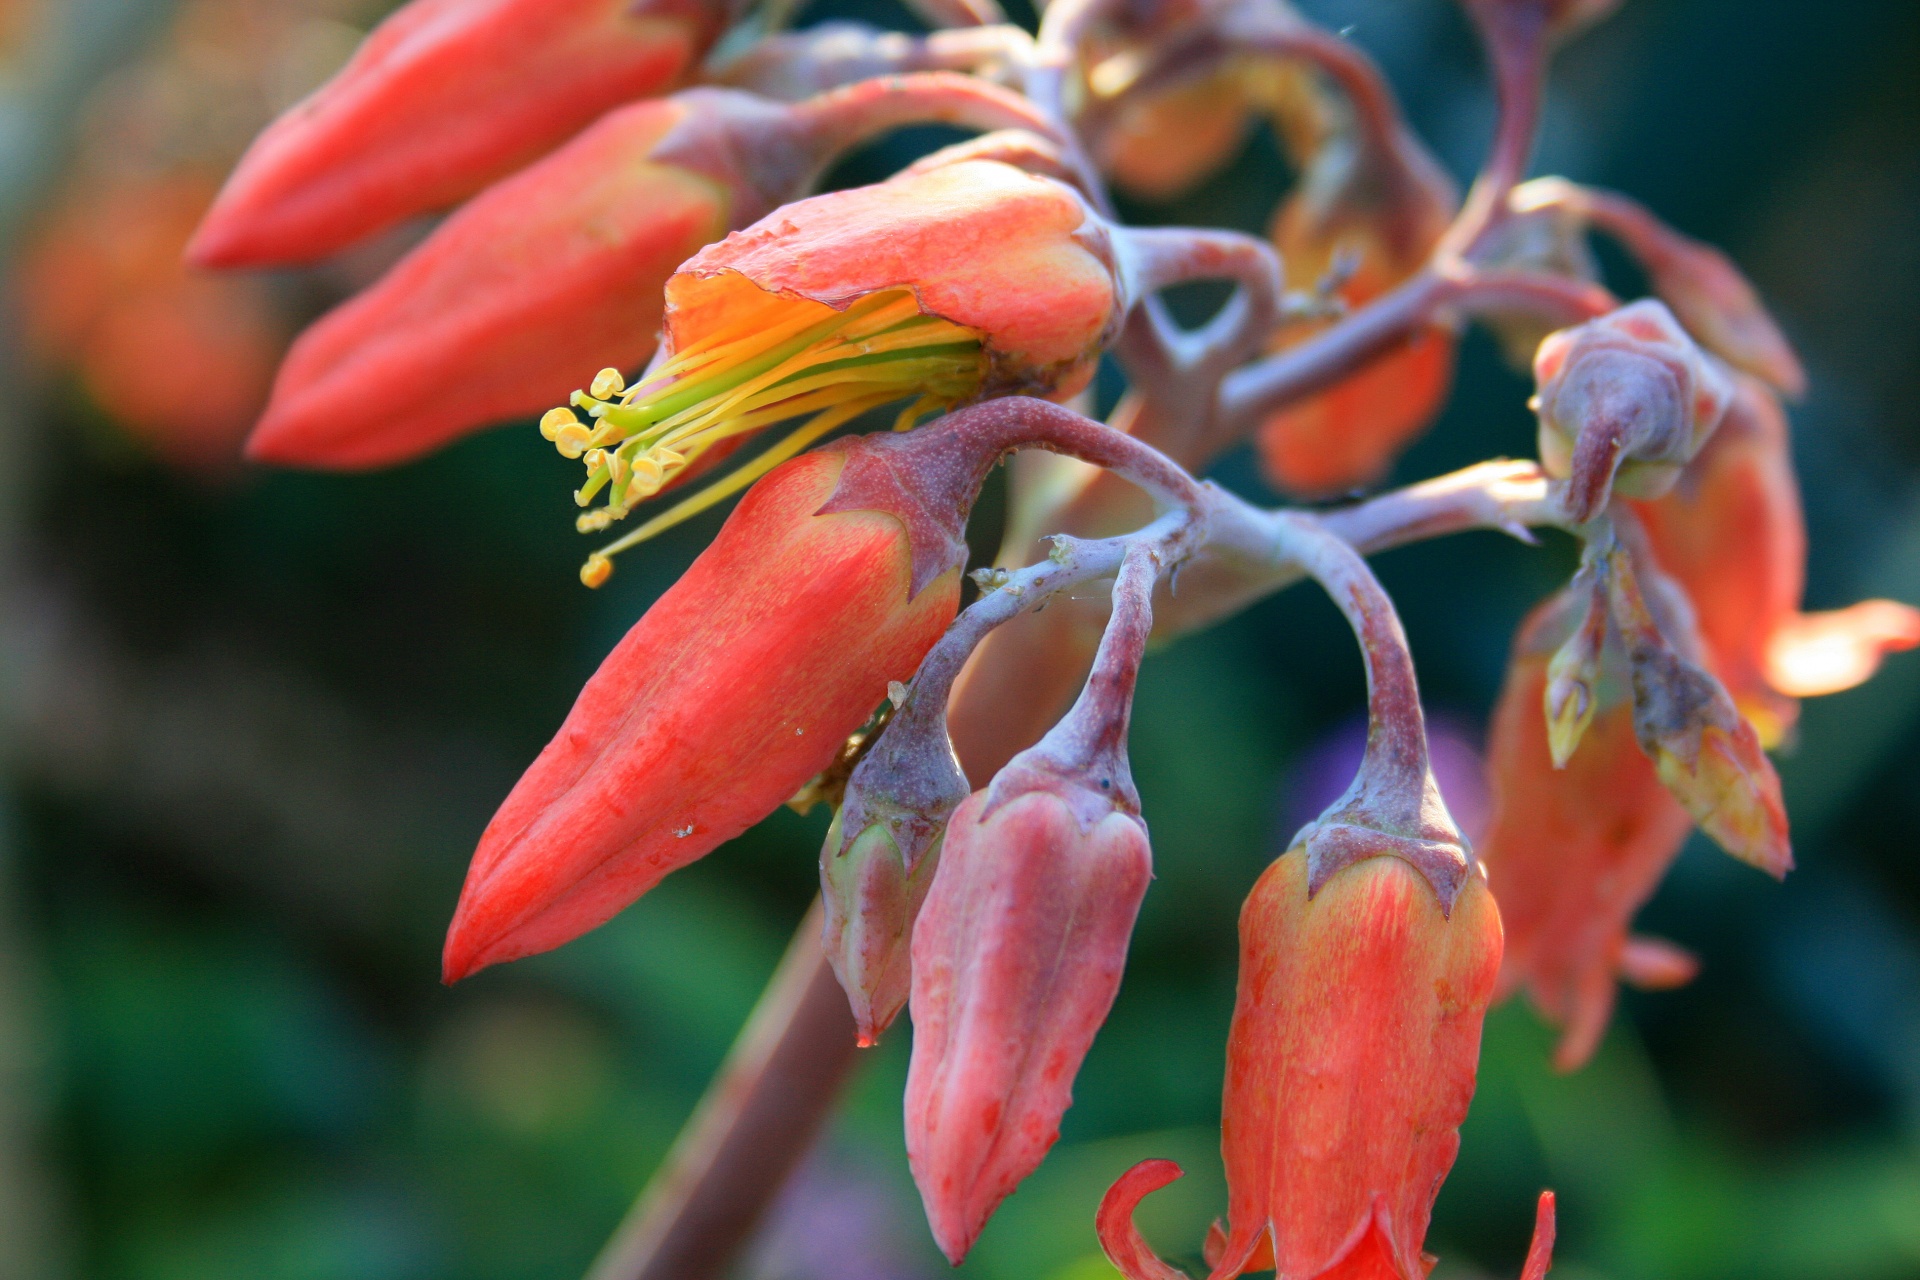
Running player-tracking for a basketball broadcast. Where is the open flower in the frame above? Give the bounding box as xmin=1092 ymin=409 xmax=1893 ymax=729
xmin=190 ymin=0 xmax=733 ymax=266
xmin=442 ymin=440 xmax=963 ymax=981
xmin=547 ymin=158 xmax=1129 ymax=560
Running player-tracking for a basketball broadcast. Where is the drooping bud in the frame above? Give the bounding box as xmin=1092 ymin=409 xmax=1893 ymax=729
xmin=906 ymin=545 xmax=1160 ymax=1264
xmin=819 ymin=807 xmax=943 ymax=1048
xmin=1632 ymin=375 xmax=1920 ymax=746
xmin=1480 ymin=595 xmax=1696 ymax=1071
xmin=549 ymin=159 xmax=1230 ymax=563
xmin=1543 ymin=553 xmax=1608 ymax=766
xmin=1603 ymin=540 xmax=1792 ymax=879
xmin=246 ymin=94 xmax=742 ymax=469
xmin=190 ymin=0 xmax=737 ymax=267
xmin=1533 ymin=299 xmax=1735 ymax=522
xmin=1097 ymin=513 xmax=1505 ymax=1279
xmin=441 ymin=425 xmax=1002 ymax=981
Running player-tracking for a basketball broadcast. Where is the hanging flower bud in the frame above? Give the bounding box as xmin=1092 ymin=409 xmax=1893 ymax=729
xmin=819 ymin=805 xmax=943 ymax=1049
xmin=245 ymin=95 xmax=739 ymax=469
xmin=1632 ymin=375 xmax=1920 ymax=746
xmin=1194 ymin=842 xmax=1503 ymax=1279
xmin=1533 ymin=299 xmax=1734 ymax=523
xmin=1480 ymin=595 xmax=1695 ymax=1071
xmin=1097 ymin=514 xmax=1502 ymax=1280
xmin=1604 ymin=541 xmax=1792 ymax=877
xmin=441 ymin=429 xmax=984 ymax=982
xmin=1254 ymin=43 xmax=1461 ymax=497
xmin=906 ymin=546 xmax=1160 ymax=1264
xmin=189 ymin=0 xmax=736 ymax=267
xmin=1543 ymin=560 xmax=1608 ymax=767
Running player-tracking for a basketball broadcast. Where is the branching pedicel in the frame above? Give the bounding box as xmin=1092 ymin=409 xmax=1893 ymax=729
xmin=193 ymin=0 xmax=1920 ymax=1276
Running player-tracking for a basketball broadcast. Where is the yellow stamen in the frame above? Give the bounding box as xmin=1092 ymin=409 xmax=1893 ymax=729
xmin=547 ymin=287 xmax=985 ymax=578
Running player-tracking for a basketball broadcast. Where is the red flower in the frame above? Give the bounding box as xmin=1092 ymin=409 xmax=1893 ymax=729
xmin=905 ymin=784 xmax=1152 ymax=1263
xmin=190 ymin=0 xmax=730 ymax=266
xmin=1203 ymin=846 xmax=1503 ymax=1278
xmin=1481 ymin=597 xmax=1695 ymax=1070
xmin=442 ymin=443 xmax=961 ymax=981
xmin=247 ymin=96 xmax=731 ymax=469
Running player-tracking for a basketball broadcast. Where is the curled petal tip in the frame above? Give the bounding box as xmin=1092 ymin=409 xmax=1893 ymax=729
xmin=1096 ymin=1160 xmax=1189 ymax=1280
xmin=1618 ymin=935 xmax=1699 ymax=991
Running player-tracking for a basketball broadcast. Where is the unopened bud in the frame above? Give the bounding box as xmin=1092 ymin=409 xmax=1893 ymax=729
xmin=820 ymin=808 xmax=943 ymax=1047
xmin=1606 ymin=545 xmax=1791 ymax=878
xmin=1543 ymin=564 xmax=1609 ymax=767
xmin=1534 ymin=299 xmax=1733 ymax=523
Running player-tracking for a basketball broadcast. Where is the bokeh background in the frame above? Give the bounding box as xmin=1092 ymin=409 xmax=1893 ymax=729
xmin=1 ymin=0 xmax=1918 ymax=1276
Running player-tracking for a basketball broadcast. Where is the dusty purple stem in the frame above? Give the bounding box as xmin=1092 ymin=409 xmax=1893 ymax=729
xmin=983 ymin=541 xmax=1159 ymax=823
xmin=1439 ymin=0 xmax=1550 ymax=257
xmin=1267 ymin=512 xmax=1472 ymax=907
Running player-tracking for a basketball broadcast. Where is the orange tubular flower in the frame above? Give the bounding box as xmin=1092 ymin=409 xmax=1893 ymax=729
xmin=1481 ymin=597 xmax=1695 ymax=1071
xmin=1201 ymin=847 xmax=1504 ymax=1279
xmin=906 ymin=785 xmax=1152 ymax=1263
xmin=246 ymin=95 xmax=737 ymax=470
xmin=189 ymin=0 xmax=734 ymax=267
xmin=1633 ymin=375 xmax=1920 ymax=747
xmin=441 ymin=438 xmax=966 ymax=982
xmin=906 ymin=542 xmax=1159 ymax=1264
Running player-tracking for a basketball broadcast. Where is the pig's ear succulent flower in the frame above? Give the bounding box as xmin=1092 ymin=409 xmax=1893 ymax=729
xmin=189 ymin=0 xmax=739 ymax=267
xmin=546 ymin=157 xmax=1233 ymax=577
xmin=906 ymin=544 xmax=1160 ymax=1264
xmin=1093 ymin=514 xmax=1534 ymax=1280
xmin=441 ymin=418 xmax=1014 ymax=981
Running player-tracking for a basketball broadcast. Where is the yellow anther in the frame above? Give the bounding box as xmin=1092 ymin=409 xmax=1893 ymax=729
xmin=590 ymin=367 xmax=626 ymax=400
xmin=539 ymin=406 xmax=578 ymax=441
xmin=553 ymin=423 xmax=593 ymax=459
xmin=580 ymin=554 xmax=613 ymax=589
xmin=583 ymin=447 xmax=608 ymax=472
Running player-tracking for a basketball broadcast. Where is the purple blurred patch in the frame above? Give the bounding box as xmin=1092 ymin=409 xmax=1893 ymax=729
xmin=1276 ymin=711 xmax=1489 ymax=850
xmin=740 ymin=1151 xmax=943 ymax=1280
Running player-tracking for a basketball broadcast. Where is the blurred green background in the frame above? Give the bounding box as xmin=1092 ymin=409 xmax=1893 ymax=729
xmin=1 ymin=0 xmax=1918 ymax=1277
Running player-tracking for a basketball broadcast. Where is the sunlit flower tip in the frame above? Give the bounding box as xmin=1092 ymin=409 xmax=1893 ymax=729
xmin=440 ymin=446 xmax=962 ymax=982
xmin=1480 ymin=599 xmax=1693 ymax=1072
xmin=905 ymin=785 xmax=1152 ymax=1264
xmin=188 ymin=0 xmax=732 ymax=267
xmin=1112 ymin=841 xmax=1499 ymax=1280
xmin=1543 ymin=574 xmax=1607 ymax=768
xmin=820 ymin=808 xmax=942 ymax=1046
xmin=1647 ymin=711 xmax=1792 ymax=879
xmin=245 ymin=97 xmax=733 ymax=470
xmin=1607 ymin=555 xmax=1793 ymax=879
xmin=1765 ymin=600 xmax=1920 ymax=699
xmin=548 ymin=159 xmax=1125 ymax=556
xmin=1533 ymin=299 xmax=1734 ymax=522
